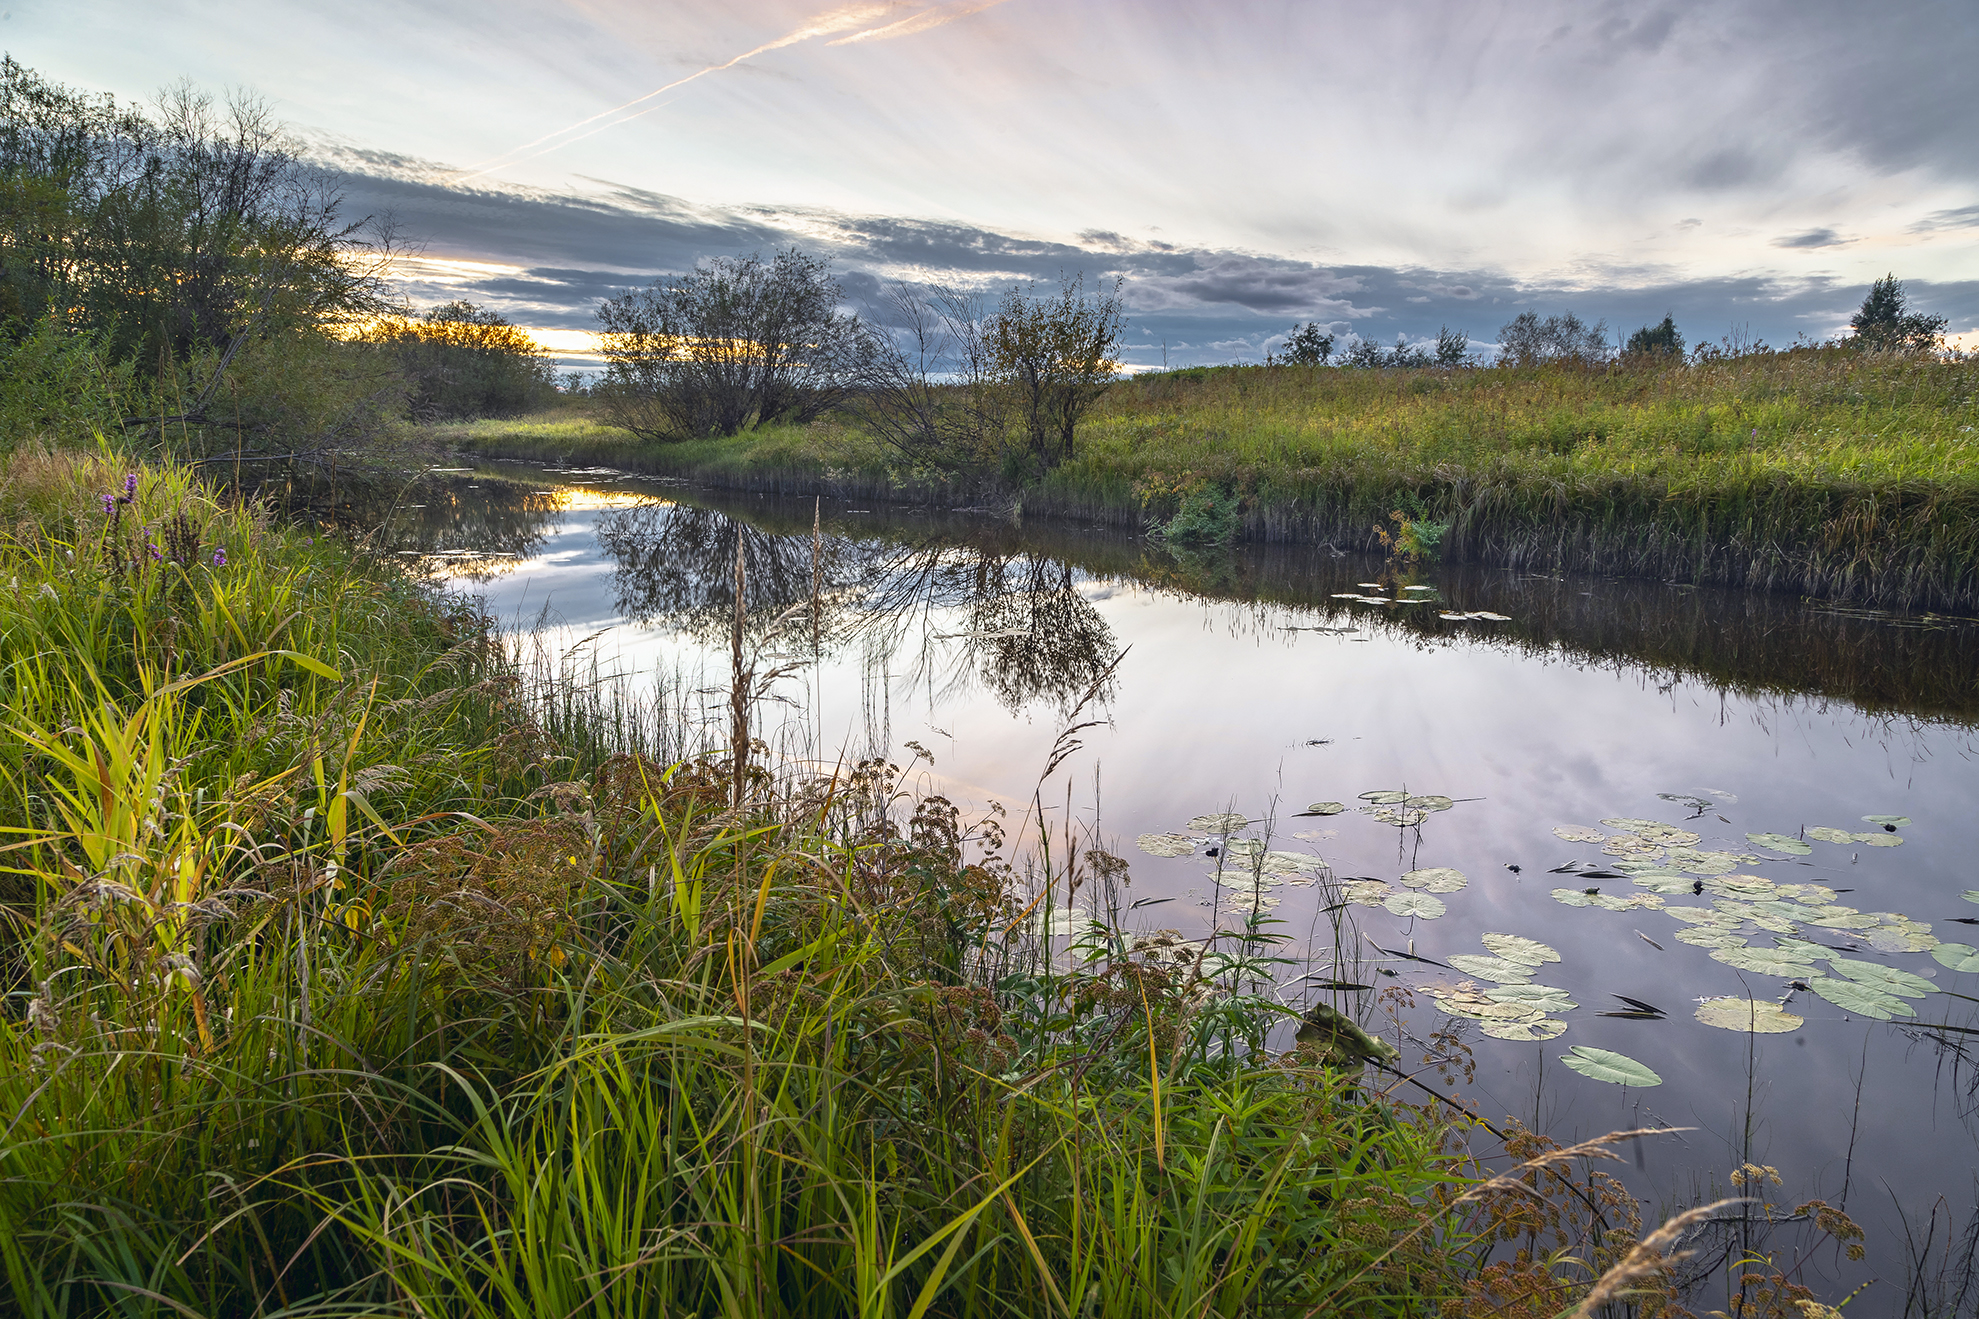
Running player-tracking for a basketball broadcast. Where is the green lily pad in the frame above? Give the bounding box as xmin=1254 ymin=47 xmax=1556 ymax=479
xmin=1707 ymin=877 xmax=1778 ymax=900
xmin=1747 ymin=832 xmax=1813 ymax=855
xmin=1137 ymin=832 xmax=1198 ymax=858
xmin=1399 ymin=867 xmax=1468 ymax=893
xmin=1806 ymin=827 xmax=1856 ymax=845
xmin=1601 ymin=817 xmax=1665 ymax=832
xmin=1553 ymin=825 xmax=1607 ymax=843
xmin=1447 ymin=954 xmax=1536 ymax=983
xmin=1810 ymin=977 xmax=1914 ymax=1020
xmin=1827 ymin=958 xmax=1938 ymax=998
xmin=1695 ymin=997 xmax=1804 ymax=1033
xmin=1405 ymin=794 xmax=1455 ymax=812
xmin=1559 ymin=1046 xmax=1661 ymax=1087
xmin=1932 ymin=943 xmax=1979 ymax=973
xmin=1675 ymin=928 xmax=1749 ymax=949
xmin=1852 ymin=832 xmax=1904 ymax=847
xmin=1711 ymin=946 xmax=1819 ymax=977
xmin=1384 ymin=892 xmax=1447 ymax=920
xmin=1633 ymin=874 xmax=1701 ymax=894
xmin=1342 ymin=880 xmax=1391 ymax=907
xmin=1359 ymin=790 xmax=1409 ymax=804
xmin=1481 ymin=932 xmax=1561 ymax=965
xmin=1485 ymin=983 xmax=1577 ymax=1012
xmin=1658 ymin=793 xmax=1715 ymax=810
xmin=1862 ymin=815 xmax=1912 ymax=827
xmin=1966 ymin=891 xmax=1979 ymax=905
xmin=1663 ymin=905 xmax=1743 ymax=927
xmin=1636 ymin=824 xmax=1702 ymax=846
xmin=1552 ymin=888 xmax=1597 ymax=907
xmin=1304 ymin=801 xmax=1346 ymax=815
xmin=1187 ymin=813 xmax=1248 ymax=833
xmin=1670 ymin=849 xmax=1743 ymax=875
xmin=1866 ymin=928 xmax=1937 ymax=954
xmin=1482 ymin=1018 xmax=1568 ymax=1041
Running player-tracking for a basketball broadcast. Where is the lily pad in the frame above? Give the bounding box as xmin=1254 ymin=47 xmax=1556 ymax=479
xmin=1931 ymin=943 xmax=1979 ymax=973
xmin=1600 ymin=818 xmax=1664 ymax=832
xmin=1553 ymin=825 xmax=1608 ymax=843
xmin=1304 ymin=801 xmax=1347 ymax=815
xmin=1404 ymin=794 xmax=1455 ymax=812
xmin=1137 ymin=833 xmax=1198 ymax=858
xmin=1695 ymin=997 xmax=1804 ymax=1033
xmin=1707 ymin=877 xmax=1777 ymax=900
xmin=1632 ymin=874 xmax=1702 ymax=894
xmin=1862 ymin=815 xmax=1912 ymax=827
xmin=1852 ymin=832 xmax=1904 ymax=848
xmin=1187 ymin=813 xmax=1248 ymax=833
xmin=1552 ymin=888 xmax=1598 ymax=907
xmin=1399 ymin=867 xmax=1468 ymax=893
xmin=1358 ymin=790 xmax=1409 ymax=804
xmin=1669 ymin=849 xmax=1743 ymax=876
xmin=1481 ymin=932 xmax=1561 ymax=965
xmin=1384 ymin=891 xmax=1447 ymax=920
xmin=1966 ymin=891 xmax=1979 ymax=905
xmin=1663 ymin=905 xmax=1743 ymax=927
xmin=1559 ymin=1046 xmax=1662 ymax=1087
xmin=1827 ymin=958 xmax=1938 ymax=998
xmin=1711 ymin=946 xmax=1820 ymax=977
xmin=1806 ymin=827 xmax=1857 ymax=845
xmin=1482 ymin=1018 xmax=1568 ymax=1041
xmin=1675 ymin=928 xmax=1749 ymax=949
xmin=1866 ymin=928 xmax=1937 ymax=954
xmin=1485 ymin=983 xmax=1578 ymax=1012
xmin=1368 ymin=806 xmax=1430 ymax=827
xmin=1447 ymin=954 xmax=1536 ymax=983
xmin=1747 ymin=832 xmax=1814 ymax=856
xmin=1657 ymin=793 xmax=1715 ymax=810
xmin=1810 ymin=977 xmax=1914 ymax=1019
xmin=1342 ymin=880 xmax=1392 ymax=907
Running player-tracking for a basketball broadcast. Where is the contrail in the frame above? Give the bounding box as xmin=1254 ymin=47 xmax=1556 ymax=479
xmin=452 ymin=0 xmax=1009 ymax=184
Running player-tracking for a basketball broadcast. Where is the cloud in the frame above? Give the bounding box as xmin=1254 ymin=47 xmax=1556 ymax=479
xmin=1912 ymin=205 xmax=1979 ymax=233
xmin=1772 ymin=228 xmax=1848 ymax=249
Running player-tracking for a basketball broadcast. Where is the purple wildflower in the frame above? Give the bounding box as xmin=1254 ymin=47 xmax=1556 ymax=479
xmin=212 ymin=549 xmax=227 ymax=567
xmin=123 ymin=472 xmax=138 ymax=498
xmin=301 ymin=537 xmax=313 ymax=546
xmin=148 ymin=544 xmax=162 ymax=561
xmin=102 ymin=494 xmax=116 ymax=515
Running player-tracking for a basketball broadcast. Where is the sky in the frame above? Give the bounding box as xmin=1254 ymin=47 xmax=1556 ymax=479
xmin=8 ymin=0 xmax=1978 ymax=369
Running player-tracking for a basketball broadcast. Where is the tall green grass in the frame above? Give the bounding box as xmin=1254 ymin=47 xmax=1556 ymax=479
xmin=0 ymin=452 xmax=1694 ymax=1316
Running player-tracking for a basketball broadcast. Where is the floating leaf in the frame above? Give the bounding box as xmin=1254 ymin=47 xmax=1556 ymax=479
xmin=1705 ymin=789 xmax=1740 ymax=803
xmin=1553 ymin=825 xmax=1607 ymax=843
xmin=1486 ymin=983 xmax=1578 ymax=1012
xmin=1552 ymin=888 xmax=1597 ymax=907
xmin=1481 ymin=932 xmax=1561 ymax=966
xmin=1695 ymin=997 xmax=1804 ymax=1033
xmin=1966 ymin=891 xmax=1979 ymax=906
xmin=1658 ymin=793 xmax=1715 ymax=810
xmin=1600 ymin=817 xmax=1665 ymax=832
xmin=1384 ymin=892 xmax=1447 ymax=919
xmin=1342 ymin=880 xmax=1391 ymax=907
xmin=1632 ymin=874 xmax=1701 ymax=895
xmin=1675 ymin=928 xmax=1749 ymax=949
xmin=1861 ymin=815 xmax=1912 ymax=827
xmin=1359 ymin=791 xmax=1409 ymax=804
xmin=1559 ymin=1046 xmax=1662 ymax=1087
xmin=1405 ymin=794 xmax=1456 ymax=812
xmin=1261 ymin=851 xmax=1324 ymax=875
xmin=1711 ymin=946 xmax=1820 ymax=977
xmin=1663 ymin=905 xmax=1743 ymax=927
xmin=1670 ymin=849 xmax=1742 ymax=875
xmin=1851 ymin=832 xmax=1904 ymax=848
xmin=1187 ymin=813 xmax=1247 ymax=833
xmin=1304 ymin=801 xmax=1346 ymax=815
xmin=1806 ymin=827 xmax=1856 ymax=845
xmin=1827 ymin=958 xmax=1938 ymax=998
xmin=1399 ymin=867 xmax=1468 ymax=893
xmin=1747 ymin=832 xmax=1813 ymax=856
xmin=1447 ymin=954 xmax=1535 ymax=983
xmin=1810 ymin=977 xmax=1913 ymax=1019
xmin=1136 ymin=832 xmax=1198 ymax=858
xmin=1866 ymin=927 xmax=1937 ymax=954
xmin=1707 ymin=876 xmax=1778 ymax=900
xmin=1932 ymin=943 xmax=1979 ymax=973
xmin=1368 ymin=806 xmax=1430 ymax=826
xmin=1482 ymin=1018 xmax=1568 ymax=1041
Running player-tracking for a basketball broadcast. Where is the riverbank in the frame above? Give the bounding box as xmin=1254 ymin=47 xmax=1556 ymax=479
xmin=2 ymin=452 xmax=1653 ymax=1316
xmin=438 ymin=349 xmax=1979 ymax=611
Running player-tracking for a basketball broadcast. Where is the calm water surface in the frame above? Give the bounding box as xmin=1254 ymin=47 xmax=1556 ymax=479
xmin=420 ymin=466 xmax=1979 ymax=1314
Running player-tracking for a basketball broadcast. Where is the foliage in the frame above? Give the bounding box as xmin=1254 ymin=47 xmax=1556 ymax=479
xmin=595 ymin=247 xmax=868 ymax=442
xmin=985 ymin=273 xmax=1125 ymax=475
xmin=1624 ymin=315 xmax=1684 ymax=359
xmin=0 ymin=312 xmax=134 ymax=448
xmin=357 ymin=301 xmax=557 ymax=420
xmin=1137 ymin=469 xmax=1241 ymax=545
xmin=1848 ymin=273 xmax=1948 ymax=354
xmin=851 ymin=281 xmax=1007 ymax=474
xmin=1343 ymin=335 xmax=1434 ymax=369
xmin=1277 ymin=321 xmax=1336 ymax=365
xmin=1495 ymin=310 xmax=1611 ymax=367
xmin=1435 ymin=325 xmax=1470 ymax=366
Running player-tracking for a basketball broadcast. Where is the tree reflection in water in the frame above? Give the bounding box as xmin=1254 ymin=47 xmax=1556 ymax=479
xmin=251 ymin=469 xmax=563 ymax=580
xmin=592 ymin=501 xmax=1120 ymax=716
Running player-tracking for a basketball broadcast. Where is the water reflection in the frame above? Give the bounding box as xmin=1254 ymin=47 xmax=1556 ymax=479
xmin=592 ymin=500 xmax=1120 ymax=715
xmin=247 ymin=467 xmax=562 ymax=578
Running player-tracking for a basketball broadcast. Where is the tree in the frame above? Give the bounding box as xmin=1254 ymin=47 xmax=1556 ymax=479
xmin=1279 ymin=321 xmax=1336 ymax=365
xmin=852 ymin=281 xmax=1004 ymax=472
xmin=1435 ymin=325 xmax=1470 ymax=366
xmin=1340 ymin=334 xmax=1432 ymax=369
xmin=1495 ymin=310 xmax=1612 ymax=367
xmin=1848 ymin=274 xmax=1947 ymax=353
xmin=984 ymin=274 xmax=1124 ymax=472
xmin=594 ymin=248 xmax=867 ymax=441
xmin=1623 ymin=315 xmax=1684 ymax=359
xmin=359 ymin=301 xmax=557 ymax=419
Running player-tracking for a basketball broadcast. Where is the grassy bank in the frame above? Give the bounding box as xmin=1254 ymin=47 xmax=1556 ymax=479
xmin=440 ymin=349 xmax=1979 ymax=610
xmin=0 ymin=452 xmax=1706 ymax=1316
